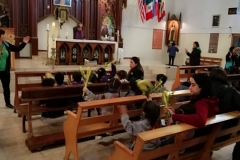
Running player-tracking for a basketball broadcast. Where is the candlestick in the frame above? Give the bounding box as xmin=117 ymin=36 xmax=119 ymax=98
xmin=47 ymin=24 xmax=49 ymax=31
xmin=116 ymin=30 xmax=120 ymax=64
xmin=57 ymin=28 xmax=61 ymax=38
xmin=46 ymin=29 xmax=49 ymax=65
xmin=52 ymin=38 xmax=55 ymax=48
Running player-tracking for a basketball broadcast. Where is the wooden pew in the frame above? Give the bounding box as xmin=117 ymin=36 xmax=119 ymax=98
xmin=171 ymin=65 xmax=219 ymax=90
xmin=108 ymin=111 xmax=240 ymax=160
xmin=19 ymin=82 xmax=134 ymax=133
xmin=186 ymin=57 xmax=222 ymax=66
xmin=14 ymin=70 xmax=114 ymax=114
xmin=63 ymin=90 xmax=191 ymax=160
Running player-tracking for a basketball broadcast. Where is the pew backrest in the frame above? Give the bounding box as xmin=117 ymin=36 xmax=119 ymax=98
xmin=172 ymin=65 xmax=219 ymax=90
xmin=109 ymin=111 xmax=240 ymax=160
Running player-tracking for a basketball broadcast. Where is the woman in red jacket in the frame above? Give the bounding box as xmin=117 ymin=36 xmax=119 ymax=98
xmin=167 ymin=73 xmax=219 ymax=127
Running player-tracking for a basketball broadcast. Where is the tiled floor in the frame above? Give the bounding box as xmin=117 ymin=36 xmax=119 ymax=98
xmin=0 ymin=92 xmax=234 ymax=160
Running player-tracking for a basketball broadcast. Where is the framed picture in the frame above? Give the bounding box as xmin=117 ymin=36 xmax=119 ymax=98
xmin=57 ymin=7 xmax=69 ymax=21
xmin=54 ymin=0 xmax=71 ymax=8
xmin=228 ymin=8 xmax=237 ymax=15
xmin=212 ymin=15 xmax=220 ymax=27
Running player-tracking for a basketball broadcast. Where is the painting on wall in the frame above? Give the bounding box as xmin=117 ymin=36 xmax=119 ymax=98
xmin=54 ymin=0 xmax=71 ymax=8
xmin=100 ymin=14 xmax=115 ymax=41
xmin=212 ymin=15 xmax=220 ymax=27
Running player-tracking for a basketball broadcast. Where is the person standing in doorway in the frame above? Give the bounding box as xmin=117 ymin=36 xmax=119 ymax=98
xmin=73 ymin=23 xmax=85 ymax=39
xmin=167 ymin=42 xmax=179 ymax=66
xmin=0 ymin=29 xmax=30 ymax=108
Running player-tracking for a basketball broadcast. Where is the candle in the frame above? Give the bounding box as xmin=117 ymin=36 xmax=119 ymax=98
xmin=105 ymin=35 xmax=107 ymax=39
xmin=52 ymin=22 xmax=55 ymax=36
xmin=47 ymin=24 xmax=49 ymax=30
xmin=66 ymin=32 xmax=68 ymax=38
xmin=117 ymin=30 xmax=119 ymax=35
xmin=52 ymin=39 xmax=55 ymax=48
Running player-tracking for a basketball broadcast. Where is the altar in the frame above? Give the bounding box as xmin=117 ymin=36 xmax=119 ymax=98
xmin=48 ymin=38 xmax=118 ymax=65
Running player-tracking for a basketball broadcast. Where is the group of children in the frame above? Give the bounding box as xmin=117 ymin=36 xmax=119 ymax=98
xmin=40 ymin=63 xmax=194 ymax=149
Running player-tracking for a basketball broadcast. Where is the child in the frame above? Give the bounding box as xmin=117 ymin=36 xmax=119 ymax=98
xmin=154 ymin=74 xmax=168 ymax=93
xmin=72 ymin=72 xmax=83 ymax=85
xmin=116 ymin=70 xmax=128 ymax=83
xmin=97 ymin=62 xmax=116 ymax=82
xmin=173 ymin=81 xmax=191 ymax=102
xmin=40 ymin=78 xmax=65 ymax=118
xmin=83 ymin=78 xmax=121 ymax=115
xmin=55 ymin=72 xmax=65 ymax=86
xmin=118 ymin=100 xmax=161 ymax=150
xmin=120 ymin=79 xmax=142 ymax=109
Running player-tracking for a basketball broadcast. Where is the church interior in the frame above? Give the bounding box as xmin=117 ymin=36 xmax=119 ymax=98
xmin=0 ymin=0 xmax=239 ymax=159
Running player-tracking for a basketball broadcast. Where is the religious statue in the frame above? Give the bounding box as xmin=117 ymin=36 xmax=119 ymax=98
xmin=168 ymin=25 xmax=176 ymax=42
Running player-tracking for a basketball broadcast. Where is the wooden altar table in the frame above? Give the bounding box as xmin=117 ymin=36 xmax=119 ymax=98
xmin=49 ymin=38 xmax=117 ymax=65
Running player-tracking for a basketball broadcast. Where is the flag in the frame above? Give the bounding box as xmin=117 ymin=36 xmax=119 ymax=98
xmin=158 ymin=0 xmax=166 ymax=22
xmin=237 ymin=0 xmax=240 ymax=15
xmin=146 ymin=0 xmax=153 ymax=21
xmin=152 ymin=0 xmax=159 ymax=18
xmin=137 ymin=0 xmax=146 ymax=23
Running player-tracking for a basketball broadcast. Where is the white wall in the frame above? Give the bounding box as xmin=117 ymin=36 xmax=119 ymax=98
xmin=173 ymin=0 xmax=240 ymax=67
xmin=37 ymin=15 xmax=77 ymax=50
xmin=121 ymin=0 xmax=175 ymax=64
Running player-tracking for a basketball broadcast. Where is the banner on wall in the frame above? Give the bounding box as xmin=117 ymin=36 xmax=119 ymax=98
xmin=152 ymin=29 xmax=163 ymax=49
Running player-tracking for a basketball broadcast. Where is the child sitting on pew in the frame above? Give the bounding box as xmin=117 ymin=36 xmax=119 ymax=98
xmin=153 ymin=74 xmax=168 ymax=93
xmin=116 ymin=70 xmax=128 ymax=83
xmin=72 ymin=72 xmax=83 ymax=85
xmin=83 ymin=78 xmax=121 ymax=139
xmin=83 ymin=78 xmax=121 ymax=115
xmin=54 ymin=72 xmax=65 ymax=86
xmin=173 ymin=81 xmax=191 ymax=102
xmin=118 ymin=100 xmax=161 ymax=150
xmin=40 ymin=78 xmax=65 ymax=118
xmin=120 ymin=79 xmax=142 ymax=110
xmin=96 ymin=62 xmax=116 ymax=82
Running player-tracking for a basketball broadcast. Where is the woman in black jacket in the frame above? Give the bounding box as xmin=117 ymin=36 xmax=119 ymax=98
xmin=0 ymin=29 xmax=30 ymax=108
xmin=209 ymin=67 xmax=240 ymax=160
xmin=127 ymin=57 xmax=144 ymax=81
xmin=185 ymin=41 xmax=201 ymax=66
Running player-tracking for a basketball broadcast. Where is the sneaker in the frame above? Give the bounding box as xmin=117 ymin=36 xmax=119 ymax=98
xmin=6 ymin=104 xmax=13 ymax=109
xmin=95 ymin=135 xmax=103 ymax=140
